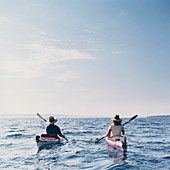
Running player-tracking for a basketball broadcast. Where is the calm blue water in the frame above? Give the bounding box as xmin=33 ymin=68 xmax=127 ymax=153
xmin=0 ymin=116 xmax=170 ymax=169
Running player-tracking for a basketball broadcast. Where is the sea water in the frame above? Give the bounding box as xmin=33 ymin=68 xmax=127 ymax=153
xmin=0 ymin=115 xmax=170 ymax=169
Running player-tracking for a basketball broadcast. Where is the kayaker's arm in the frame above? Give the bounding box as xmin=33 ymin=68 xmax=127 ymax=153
xmin=121 ymin=125 xmax=125 ymax=135
xmin=95 ymin=129 xmax=111 ymax=143
xmin=104 ymin=129 xmax=111 ymax=138
xmin=59 ymin=134 xmax=68 ymax=141
xmin=63 ymin=136 xmax=68 ymax=142
xmin=58 ymin=127 xmax=68 ymax=141
xmin=121 ymin=129 xmax=125 ymax=135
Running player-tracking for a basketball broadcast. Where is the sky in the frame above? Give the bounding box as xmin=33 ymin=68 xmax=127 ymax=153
xmin=0 ymin=0 xmax=170 ymax=117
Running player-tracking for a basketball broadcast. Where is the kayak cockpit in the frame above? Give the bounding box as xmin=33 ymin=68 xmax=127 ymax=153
xmin=36 ymin=135 xmax=64 ymax=149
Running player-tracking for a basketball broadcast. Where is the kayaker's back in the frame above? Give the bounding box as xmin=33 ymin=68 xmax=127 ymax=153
xmin=109 ymin=124 xmax=124 ymax=136
xmin=46 ymin=124 xmax=62 ymax=137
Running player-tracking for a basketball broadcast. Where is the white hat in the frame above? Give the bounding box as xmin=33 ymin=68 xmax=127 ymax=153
xmin=47 ymin=116 xmax=58 ymax=125
xmin=111 ymin=115 xmax=122 ymax=122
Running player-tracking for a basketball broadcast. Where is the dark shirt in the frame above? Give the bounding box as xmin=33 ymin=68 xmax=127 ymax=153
xmin=46 ymin=124 xmax=62 ymax=137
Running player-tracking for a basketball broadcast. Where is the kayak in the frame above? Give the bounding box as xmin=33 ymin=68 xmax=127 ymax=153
xmin=36 ymin=135 xmax=63 ymax=148
xmin=106 ymin=136 xmax=126 ymax=152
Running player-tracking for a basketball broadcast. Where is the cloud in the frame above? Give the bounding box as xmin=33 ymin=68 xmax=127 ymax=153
xmin=0 ymin=16 xmax=9 ymax=24
xmin=112 ymin=50 xmax=122 ymax=55
xmin=80 ymin=34 xmax=97 ymax=44
xmin=53 ymin=71 xmax=80 ymax=88
xmin=23 ymin=42 xmax=95 ymax=61
xmin=0 ymin=58 xmax=42 ymax=78
xmin=119 ymin=11 xmax=126 ymax=16
xmin=0 ymin=41 xmax=95 ymax=79
xmin=55 ymin=70 xmax=79 ymax=81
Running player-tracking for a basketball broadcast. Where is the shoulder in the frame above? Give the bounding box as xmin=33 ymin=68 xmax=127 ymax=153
xmin=109 ymin=124 xmax=114 ymax=129
xmin=53 ymin=124 xmax=60 ymax=128
xmin=119 ymin=125 xmax=124 ymax=129
xmin=48 ymin=124 xmax=60 ymax=128
xmin=113 ymin=124 xmax=123 ymax=128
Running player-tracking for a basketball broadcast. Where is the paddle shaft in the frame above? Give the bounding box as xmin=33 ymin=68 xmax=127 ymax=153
xmin=95 ymin=114 xmax=138 ymax=143
xmin=73 ymin=139 xmax=95 ymax=144
xmin=95 ymin=136 xmax=105 ymax=144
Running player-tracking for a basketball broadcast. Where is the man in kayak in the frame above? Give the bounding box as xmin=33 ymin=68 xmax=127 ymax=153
xmin=104 ymin=115 xmax=125 ymax=137
xmin=42 ymin=116 xmax=68 ymax=141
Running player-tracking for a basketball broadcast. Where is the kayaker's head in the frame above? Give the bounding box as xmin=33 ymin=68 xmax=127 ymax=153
xmin=111 ymin=115 xmax=122 ymax=125
xmin=47 ymin=116 xmax=58 ymax=125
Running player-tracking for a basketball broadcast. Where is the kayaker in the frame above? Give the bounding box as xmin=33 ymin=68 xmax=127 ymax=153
xmin=42 ymin=116 xmax=68 ymax=141
xmin=104 ymin=115 xmax=125 ymax=137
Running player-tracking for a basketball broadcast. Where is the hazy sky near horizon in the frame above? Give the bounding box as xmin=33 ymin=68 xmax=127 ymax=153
xmin=0 ymin=0 xmax=170 ymax=117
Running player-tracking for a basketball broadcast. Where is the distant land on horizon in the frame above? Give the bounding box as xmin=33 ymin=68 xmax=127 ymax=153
xmin=147 ymin=115 xmax=170 ymax=118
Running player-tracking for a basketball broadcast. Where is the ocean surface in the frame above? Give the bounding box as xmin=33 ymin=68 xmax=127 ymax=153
xmin=0 ymin=115 xmax=170 ymax=169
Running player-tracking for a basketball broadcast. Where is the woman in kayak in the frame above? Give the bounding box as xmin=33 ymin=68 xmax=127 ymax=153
xmin=104 ymin=115 xmax=125 ymax=137
xmin=42 ymin=116 xmax=68 ymax=141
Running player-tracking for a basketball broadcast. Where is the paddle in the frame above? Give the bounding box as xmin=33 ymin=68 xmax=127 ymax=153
xmin=95 ymin=114 xmax=138 ymax=144
xmin=73 ymin=139 xmax=95 ymax=143
xmin=36 ymin=113 xmax=47 ymax=122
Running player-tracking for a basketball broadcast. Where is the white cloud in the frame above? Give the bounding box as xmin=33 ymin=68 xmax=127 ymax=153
xmin=80 ymin=34 xmax=97 ymax=44
xmin=55 ymin=71 xmax=79 ymax=81
xmin=24 ymin=42 xmax=95 ymax=61
xmin=0 ymin=16 xmax=9 ymax=24
xmin=112 ymin=50 xmax=122 ymax=55
xmin=0 ymin=41 xmax=95 ymax=79
xmin=0 ymin=59 xmax=42 ymax=78
xmin=53 ymin=71 xmax=80 ymax=88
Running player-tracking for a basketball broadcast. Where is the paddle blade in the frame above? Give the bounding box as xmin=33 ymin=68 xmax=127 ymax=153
xmin=36 ymin=113 xmax=47 ymax=122
xmin=128 ymin=115 xmax=138 ymax=122
xmin=95 ymin=136 xmax=105 ymax=143
xmin=123 ymin=114 xmax=138 ymax=126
